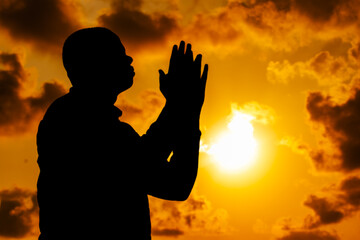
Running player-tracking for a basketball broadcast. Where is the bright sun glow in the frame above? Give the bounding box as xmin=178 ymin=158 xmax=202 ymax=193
xmin=208 ymin=111 xmax=258 ymax=173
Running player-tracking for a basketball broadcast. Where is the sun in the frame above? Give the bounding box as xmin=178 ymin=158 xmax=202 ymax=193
xmin=208 ymin=111 xmax=258 ymax=173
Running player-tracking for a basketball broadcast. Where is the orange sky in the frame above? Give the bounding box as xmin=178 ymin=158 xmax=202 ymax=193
xmin=1 ymin=0 xmax=360 ymax=240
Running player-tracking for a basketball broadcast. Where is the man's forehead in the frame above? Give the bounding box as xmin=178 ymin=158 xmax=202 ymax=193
xmin=102 ymin=34 xmax=126 ymax=55
xmin=118 ymin=40 xmax=126 ymax=54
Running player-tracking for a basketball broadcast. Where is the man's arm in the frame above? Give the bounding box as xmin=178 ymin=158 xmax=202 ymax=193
xmin=140 ymin=41 xmax=208 ymax=201
xmin=140 ymin=104 xmax=201 ymax=201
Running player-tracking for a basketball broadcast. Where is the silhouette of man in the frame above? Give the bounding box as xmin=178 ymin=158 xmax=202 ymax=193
xmin=37 ymin=27 xmax=208 ymax=240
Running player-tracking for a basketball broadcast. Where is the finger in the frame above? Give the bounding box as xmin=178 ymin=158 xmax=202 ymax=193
xmin=168 ymin=44 xmax=178 ymax=73
xmin=179 ymin=41 xmax=185 ymax=55
xmin=194 ymin=54 xmax=202 ymax=78
xmin=172 ymin=44 xmax=178 ymax=56
xmin=159 ymin=69 xmax=167 ymax=94
xmin=159 ymin=69 xmax=166 ymax=80
xmin=201 ymin=64 xmax=208 ymax=89
xmin=185 ymin=43 xmax=193 ymax=62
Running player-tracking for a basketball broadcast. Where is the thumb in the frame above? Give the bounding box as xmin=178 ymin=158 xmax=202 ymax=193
xmin=159 ymin=69 xmax=166 ymax=83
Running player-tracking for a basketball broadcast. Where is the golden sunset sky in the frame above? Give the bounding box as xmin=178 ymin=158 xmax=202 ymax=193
xmin=1 ymin=0 xmax=360 ymax=239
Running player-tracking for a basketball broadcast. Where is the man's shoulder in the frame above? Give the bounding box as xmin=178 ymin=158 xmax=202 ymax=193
xmin=42 ymin=92 xmax=76 ymax=119
xmin=38 ymin=92 xmax=77 ymax=134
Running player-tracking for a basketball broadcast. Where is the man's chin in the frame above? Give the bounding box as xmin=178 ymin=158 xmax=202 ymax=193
xmin=116 ymin=78 xmax=133 ymax=93
xmin=126 ymin=76 xmax=134 ymax=88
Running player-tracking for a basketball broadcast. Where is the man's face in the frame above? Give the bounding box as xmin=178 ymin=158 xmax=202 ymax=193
xmin=99 ymin=38 xmax=135 ymax=94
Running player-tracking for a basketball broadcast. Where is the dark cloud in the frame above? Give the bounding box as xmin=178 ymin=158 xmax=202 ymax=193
xmin=293 ymin=0 xmax=341 ymax=22
xmin=272 ymin=175 xmax=360 ymax=236
xmin=340 ymin=176 xmax=360 ymax=207
xmin=299 ymin=175 xmax=360 ymax=230
xmin=0 ymin=188 xmax=38 ymax=238
xmin=152 ymin=228 xmax=184 ymax=237
xmin=181 ymin=0 xmax=360 ymax=53
xmin=98 ymin=0 xmax=178 ymax=49
xmin=247 ymin=0 xmax=357 ymax=23
xmin=0 ymin=0 xmax=81 ymax=50
xmin=191 ymin=0 xmax=360 ymax=52
xmin=303 ymin=195 xmax=344 ymax=228
xmin=294 ymin=0 xmax=359 ymax=26
xmin=149 ymin=193 xmax=229 ymax=236
xmin=185 ymin=10 xmax=242 ymax=47
xmin=273 ymin=216 xmax=341 ymax=240
xmin=241 ymin=0 xmax=291 ymax=11
xmin=0 ymin=52 xmax=66 ymax=135
xmin=277 ymin=230 xmax=339 ymax=240
xmin=306 ymin=86 xmax=360 ymax=171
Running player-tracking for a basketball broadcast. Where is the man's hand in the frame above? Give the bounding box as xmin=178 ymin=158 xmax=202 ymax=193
xmin=159 ymin=41 xmax=208 ymax=116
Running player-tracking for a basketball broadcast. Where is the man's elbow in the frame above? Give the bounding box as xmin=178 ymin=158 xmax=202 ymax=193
xmin=171 ymin=188 xmax=191 ymax=201
xmin=173 ymin=180 xmax=196 ymax=201
xmin=158 ymin=170 xmax=197 ymax=201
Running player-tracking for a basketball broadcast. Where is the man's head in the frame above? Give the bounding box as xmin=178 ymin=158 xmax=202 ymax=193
xmin=62 ymin=27 xmax=134 ymax=95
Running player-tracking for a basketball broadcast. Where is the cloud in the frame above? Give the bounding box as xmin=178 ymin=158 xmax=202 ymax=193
xmin=98 ymin=0 xmax=179 ymax=50
xmin=306 ymin=85 xmax=360 ymax=172
xmin=116 ymin=90 xmax=165 ymax=134
xmin=340 ymin=176 xmax=360 ymax=207
xmin=245 ymin=0 xmax=359 ymax=24
xmin=303 ymin=195 xmax=344 ymax=228
xmin=232 ymin=102 xmax=276 ymax=125
xmin=270 ymin=48 xmax=360 ymax=173
xmin=293 ymin=0 xmax=342 ymax=22
xmin=272 ymin=217 xmax=340 ymax=240
xmin=179 ymin=0 xmax=360 ymax=54
xmin=149 ymin=193 xmax=230 ymax=237
xmin=0 ymin=188 xmax=39 ymax=238
xmin=279 ymin=136 xmax=311 ymax=156
xmin=0 ymin=0 xmax=82 ymax=51
xmin=267 ymin=60 xmax=311 ymax=84
xmin=0 ymin=52 xmax=66 ymax=135
xmin=152 ymin=228 xmax=184 ymax=237
xmin=267 ymin=51 xmax=353 ymax=86
xmin=348 ymin=41 xmax=360 ymax=63
xmin=271 ymin=176 xmax=360 ymax=238
xmin=301 ymin=175 xmax=360 ymax=229
xmin=277 ymin=230 xmax=340 ymax=240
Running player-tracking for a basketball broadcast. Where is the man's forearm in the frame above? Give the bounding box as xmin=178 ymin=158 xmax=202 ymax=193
xmin=145 ymin=128 xmax=201 ymax=201
xmin=140 ymin=98 xmax=202 ymax=200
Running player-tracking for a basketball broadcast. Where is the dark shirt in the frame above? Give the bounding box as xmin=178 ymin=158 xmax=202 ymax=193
xmin=37 ymin=88 xmax=200 ymax=239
